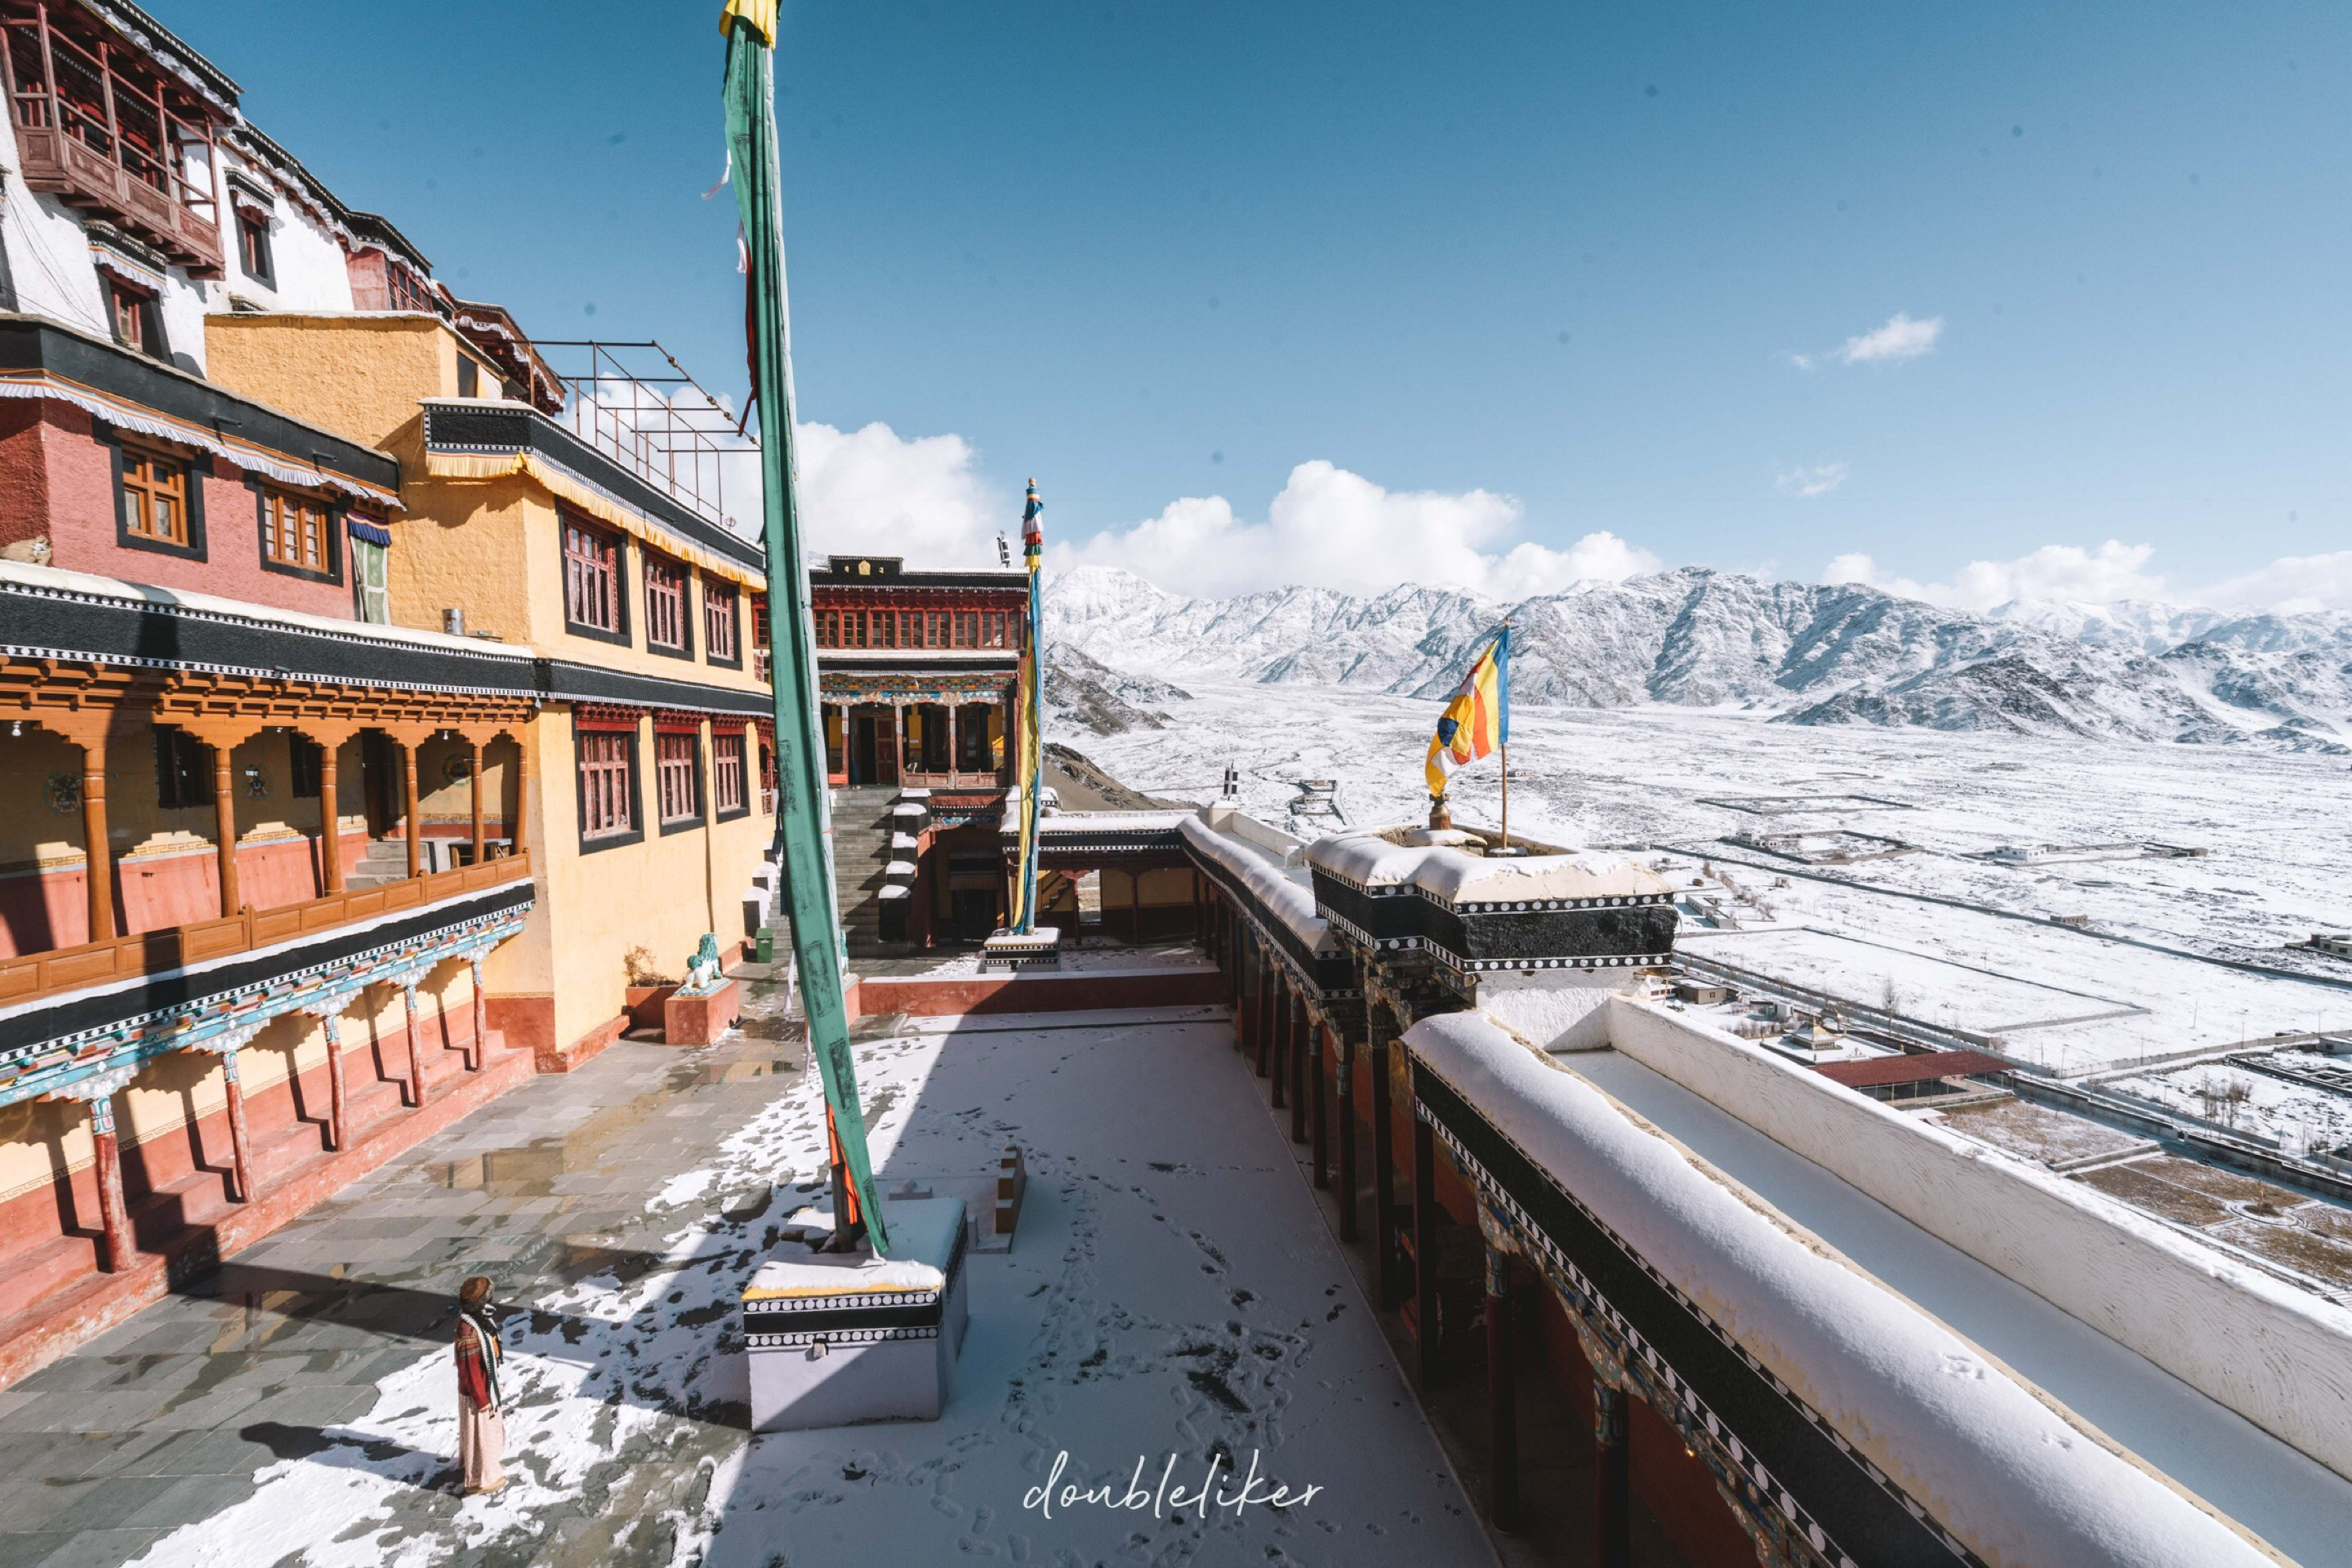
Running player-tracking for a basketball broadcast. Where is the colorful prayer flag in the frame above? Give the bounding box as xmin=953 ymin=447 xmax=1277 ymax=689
xmin=1010 ymin=480 xmax=1046 ymax=932
xmin=1425 ymin=630 xmax=1509 ymax=799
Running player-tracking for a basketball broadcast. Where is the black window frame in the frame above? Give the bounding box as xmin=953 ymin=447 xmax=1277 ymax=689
xmin=288 ymin=734 xmax=323 ymax=799
xmin=710 ymin=729 xmax=751 ymax=822
xmin=559 ymin=508 xmax=631 ymax=647
xmin=653 ymin=728 xmax=706 ymax=834
xmin=236 ymin=209 xmax=274 ymax=287
xmin=104 ymin=427 xmax=207 ymax=562
xmin=250 ymin=479 xmax=344 ymax=586
xmin=642 ymin=549 xmax=695 ymax=662
xmin=153 ymin=727 xmax=210 ymax=810
xmin=574 ymin=721 xmax=644 ymax=853
xmin=703 ymin=577 xmax=742 ymax=669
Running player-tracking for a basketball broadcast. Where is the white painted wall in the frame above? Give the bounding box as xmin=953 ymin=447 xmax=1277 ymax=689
xmin=1602 ymin=994 xmax=2352 ymax=1483
xmin=0 ymin=109 xmax=216 ymax=372
xmin=213 ymin=151 xmax=354 ymax=314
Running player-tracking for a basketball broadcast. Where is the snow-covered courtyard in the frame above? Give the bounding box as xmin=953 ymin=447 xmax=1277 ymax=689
xmin=0 ymin=995 xmax=1490 ymax=1568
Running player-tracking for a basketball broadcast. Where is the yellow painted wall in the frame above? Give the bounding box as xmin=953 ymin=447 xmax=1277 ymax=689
xmin=203 ymin=312 xmax=779 ymax=1061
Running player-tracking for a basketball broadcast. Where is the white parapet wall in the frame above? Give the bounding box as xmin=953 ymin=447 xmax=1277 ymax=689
xmin=1601 ymin=996 xmax=2352 ymax=1484
xmin=1410 ymin=1011 xmax=2283 ymax=1568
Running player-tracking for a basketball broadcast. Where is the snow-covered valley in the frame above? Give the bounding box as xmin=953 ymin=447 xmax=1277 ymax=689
xmin=1044 ymin=565 xmax=2352 ymax=749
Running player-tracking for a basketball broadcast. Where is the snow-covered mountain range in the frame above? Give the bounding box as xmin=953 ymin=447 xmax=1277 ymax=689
xmin=1042 ymin=565 xmax=2352 ymax=749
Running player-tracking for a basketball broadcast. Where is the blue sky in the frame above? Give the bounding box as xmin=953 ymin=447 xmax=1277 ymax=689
xmin=189 ymin=2 xmax=2350 ymax=607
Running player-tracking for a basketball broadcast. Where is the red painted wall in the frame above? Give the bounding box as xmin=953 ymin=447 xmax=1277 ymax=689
xmin=24 ymin=402 xmax=355 ymax=619
xmin=0 ymin=832 xmax=364 ymax=958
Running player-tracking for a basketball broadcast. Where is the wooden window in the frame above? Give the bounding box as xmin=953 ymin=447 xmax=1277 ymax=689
xmin=563 ymin=514 xmax=622 ymax=635
xmin=261 ymin=488 xmax=332 ymax=574
xmin=712 ymin=732 xmax=746 ymax=815
xmin=952 ymin=611 xmax=976 ymax=648
xmin=457 ymin=356 xmax=479 ymax=398
xmin=289 ymin=736 xmax=323 ymax=799
xmin=655 ymin=733 xmax=699 ymax=824
xmin=106 ymin=279 xmax=151 ymax=354
xmin=386 ymin=262 xmax=433 ymax=313
xmin=154 ymin=728 xmax=209 ymax=809
xmin=846 ymin=609 xmax=866 ymax=649
xmin=871 ymin=608 xmax=897 ymax=649
xmin=644 ymin=553 xmax=688 ymax=652
xmin=119 ymin=443 xmax=189 ymax=548
xmin=578 ymin=729 xmax=635 ymax=839
xmin=237 ymin=211 xmax=273 ymax=285
xmin=705 ymin=581 xmax=738 ymax=662
xmin=753 ymin=595 xmax=770 ymax=648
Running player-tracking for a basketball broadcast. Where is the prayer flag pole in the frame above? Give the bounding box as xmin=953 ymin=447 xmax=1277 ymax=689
xmin=1013 ymin=481 xmax=1046 ymax=933
xmin=721 ymin=0 xmax=889 ymax=1255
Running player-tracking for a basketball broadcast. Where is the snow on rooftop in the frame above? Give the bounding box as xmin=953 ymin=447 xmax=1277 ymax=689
xmin=1411 ymin=1008 xmax=2318 ymax=1567
xmin=1178 ymin=811 xmax=1333 ymax=955
xmin=1307 ymin=822 xmax=1668 ymax=904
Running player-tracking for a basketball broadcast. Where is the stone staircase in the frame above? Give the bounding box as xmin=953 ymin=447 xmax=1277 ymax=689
xmin=832 ymin=787 xmax=898 ymax=956
xmin=345 ymin=837 xmax=411 ymax=889
xmin=834 ymin=788 xmax=930 ymax=956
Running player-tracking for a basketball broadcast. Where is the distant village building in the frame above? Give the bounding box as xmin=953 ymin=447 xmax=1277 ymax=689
xmin=0 ymin=0 xmax=772 ymax=1376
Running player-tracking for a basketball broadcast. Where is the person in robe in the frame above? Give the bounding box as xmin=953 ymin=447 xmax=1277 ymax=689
xmin=453 ymin=1274 xmax=507 ymax=1495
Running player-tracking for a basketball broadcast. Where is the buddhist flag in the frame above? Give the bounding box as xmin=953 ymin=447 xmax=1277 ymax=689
xmin=1425 ymin=630 xmax=1509 ymax=798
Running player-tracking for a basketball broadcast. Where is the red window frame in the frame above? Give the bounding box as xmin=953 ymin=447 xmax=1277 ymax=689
xmin=563 ymin=513 xmax=623 ymax=636
xmin=644 ymin=552 xmax=688 ymax=652
xmin=705 ymin=580 xmax=738 ymax=662
xmin=578 ymin=729 xmax=635 ymax=839
xmin=712 ymin=731 xmax=746 ymax=814
xmin=655 ymin=732 xmax=699 ymax=824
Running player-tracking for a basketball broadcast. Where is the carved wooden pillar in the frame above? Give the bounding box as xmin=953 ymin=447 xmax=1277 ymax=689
xmin=1289 ymin=993 xmax=1307 ymax=1143
xmin=468 ymin=738 xmax=486 ymax=866
xmin=1269 ymin=977 xmax=1288 ymax=1108
xmin=315 ymin=1007 xmax=348 ymax=1152
xmin=220 ymin=1047 xmax=255 ymax=1203
xmin=1413 ymin=1109 xmax=1441 ymax=1388
xmin=1336 ymin=1029 xmax=1357 ymax=1241
xmin=1485 ymin=1236 xmax=1521 ymax=1531
xmin=402 ymin=982 xmax=428 ymax=1108
xmin=1311 ymin=1019 xmax=1330 ymax=1187
xmin=211 ymin=737 xmax=241 ymax=917
xmin=1596 ymin=1383 xmax=1632 ymax=1568
xmin=318 ymin=739 xmax=344 ymax=893
xmin=1256 ymin=957 xmax=1276 ymax=1080
xmin=1372 ymin=1015 xmax=1398 ymax=1307
xmin=74 ymin=725 xmax=115 ymax=942
xmin=469 ymin=955 xmax=488 ymax=1070
xmin=90 ymin=1094 xmax=131 ymax=1272
xmin=510 ymin=732 xmax=530 ymax=858
xmin=402 ymin=742 xmax=422 ymax=880
xmin=56 ymin=1071 xmax=137 ymax=1272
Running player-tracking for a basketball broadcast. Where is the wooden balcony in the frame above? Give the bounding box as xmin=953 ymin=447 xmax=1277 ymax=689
xmin=2 ymin=7 xmax=226 ymax=274
xmin=0 ymin=851 xmax=532 ymax=1011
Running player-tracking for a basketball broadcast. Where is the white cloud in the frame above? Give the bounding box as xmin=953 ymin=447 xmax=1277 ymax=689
xmin=1051 ymin=459 xmax=1658 ymax=599
xmin=790 ymin=420 xmax=1008 ymax=568
xmin=1775 ymin=461 xmax=1849 ymax=498
xmin=1836 ymin=312 xmax=1943 ymax=365
xmin=1825 ymin=540 xmax=2166 ymax=611
xmin=2200 ymin=550 xmax=2352 ymax=615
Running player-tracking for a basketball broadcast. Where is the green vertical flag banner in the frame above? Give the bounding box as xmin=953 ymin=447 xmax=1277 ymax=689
xmin=722 ymin=3 xmax=890 ymax=1255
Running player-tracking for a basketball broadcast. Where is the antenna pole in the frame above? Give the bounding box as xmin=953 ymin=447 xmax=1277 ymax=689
xmin=1500 ymin=742 xmax=1508 ymax=852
